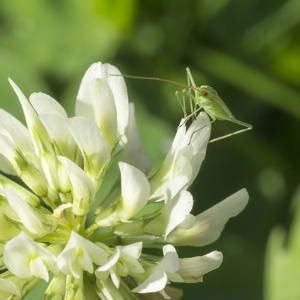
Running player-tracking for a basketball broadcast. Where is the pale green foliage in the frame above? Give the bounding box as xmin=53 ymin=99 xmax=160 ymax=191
xmin=264 ymin=187 xmax=300 ymax=300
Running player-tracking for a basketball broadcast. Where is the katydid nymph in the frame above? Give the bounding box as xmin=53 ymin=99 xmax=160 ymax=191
xmin=111 ymin=68 xmax=253 ymax=143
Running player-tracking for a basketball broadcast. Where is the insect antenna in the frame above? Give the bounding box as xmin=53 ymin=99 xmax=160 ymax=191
xmin=109 ymin=73 xmax=197 ymax=91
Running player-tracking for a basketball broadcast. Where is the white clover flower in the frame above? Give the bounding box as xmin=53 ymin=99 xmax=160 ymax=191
xmin=0 ymin=278 xmax=21 ymax=298
xmin=149 ymin=112 xmax=211 ymax=200
xmin=3 ymin=232 xmax=58 ymax=282
xmin=176 ymin=251 xmax=223 ymax=283
xmin=5 ymin=186 xmax=58 ymax=236
xmin=56 ymin=231 xmax=108 ymax=278
xmin=0 ymin=62 xmax=249 ymax=299
xmin=132 ymin=244 xmax=181 ymax=295
xmin=76 ymin=62 xmax=129 ymax=152
xmin=95 ymin=242 xmax=144 ymax=289
xmin=166 ymin=189 xmax=249 ymax=247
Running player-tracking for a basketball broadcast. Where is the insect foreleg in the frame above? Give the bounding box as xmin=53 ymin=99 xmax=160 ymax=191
xmin=175 ymin=91 xmax=187 ymax=117
xmin=186 ymin=67 xmax=197 ymax=88
xmin=176 ymin=89 xmax=197 ymax=121
xmin=180 ymin=105 xmax=204 ymax=127
xmin=185 ymin=68 xmax=199 ymax=119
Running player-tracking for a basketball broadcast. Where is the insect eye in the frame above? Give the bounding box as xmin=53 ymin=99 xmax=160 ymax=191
xmin=203 ymin=91 xmax=208 ymax=96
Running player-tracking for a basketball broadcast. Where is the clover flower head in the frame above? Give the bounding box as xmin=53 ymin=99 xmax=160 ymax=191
xmin=0 ymin=62 xmax=249 ymax=299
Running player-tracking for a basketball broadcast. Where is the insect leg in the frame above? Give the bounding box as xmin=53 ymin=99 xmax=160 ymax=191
xmin=188 ymin=117 xmax=216 ymax=145
xmin=181 ymin=105 xmax=204 ymax=127
xmin=186 ymin=67 xmax=197 ymax=88
xmin=175 ymin=91 xmax=187 ymax=117
xmin=209 ymin=124 xmax=252 ymax=143
xmin=177 ymin=89 xmax=203 ymax=125
xmin=176 ymin=89 xmax=197 ymax=123
xmin=186 ymin=68 xmax=198 ymax=119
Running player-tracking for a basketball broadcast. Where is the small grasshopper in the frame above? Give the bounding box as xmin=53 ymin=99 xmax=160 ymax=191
xmin=111 ymin=68 xmax=252 ymax=143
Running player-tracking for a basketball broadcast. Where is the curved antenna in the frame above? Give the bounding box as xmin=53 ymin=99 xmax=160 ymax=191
xmin=110 ymin=73 xmax=197 ymax=91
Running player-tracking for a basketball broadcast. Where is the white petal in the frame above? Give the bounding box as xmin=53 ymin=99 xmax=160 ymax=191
xmin=57 ymin=231 xmax=108 ymax=278
xmin=118 ymin=242 xmax=143 ymax=259
xmin=95 ymin=248 xmax=120 ymax=273
xmin=145 ymin=190 xmax=193 ymax=237
xmin=164 ymin=190 xmax=193 ymax=237
xmin=104 ymin=63 xmax=129 ymax=146
xmin=0 ymin=109 xmax=36 ymax=163
xmin=69 ymin=257 xmax=84 ymax=279
xmin=57 ymin=248 xmax=73 ymax=275
xmin=1 ymin=176 xmax=40 ymax=207
xmin=44 ymin=273 xmax=66 ymax=299
xmin=177 ymin=251 xmax=223 ymax=283
xmin=31 ymin=256 xmax=49 ymax=281
xmin=132 ymin=269 xmax=168 ymax=294
xmin=167 ymin=189 xmax=249 ymax=246
xmin=175 ymin=213 xmax=195 ymax=229
xmin=151 ymin=112 xmax=210 ymax=196
xmin=67 ymin=117 xmax=111 ymax=176
xmin=110 ymin=267 xmax=121 ymax=288
xmin=82 ymin=251 xmax=94 ymax=274
xmin=94 ymin=269 xmax=109 ymax=281
xmin=76 ymin=64 xmax=118 ymax=149
xmin=58 ymin=156 xmax=96 ymax=216
xmin=76 ymin=62 xmax=129 ymax=149
xmin=90 ymin=78 xmax=118 ymax=144
xmin=185 ymin=112 xmax=211 ymax=148
xmin=39 ymin=112 xmax=76 ymax=159
xmin=5 ymin=186 xmax=57 ymax=235
xmin=0 ymin=154 xmax=17 ymax=175
xmin=132 ymin=245 xmax=179 ymax=293
xmin=0 ymin=132 xmax=17 ymax=162
xmin=82 ymin=63 xmax=129 ymax=146
xmin=122 ymin=255 xmax=144 ymax=275
xmin=3 ymin=232 xmax=57 ymax=280
xmin=123 ymin=103 xmax=152 ymax=174
xmin=8 ymin=79 xmax=50 ymax=151
xmin=0 ymin=109 xmax=30 ymax=142
xmin=0 ymin=209 xmax=20 ymax=241
xmin=4 ymin=233 xmax=34 ymax=278
xmin=173 ymin=156 xmax=193 ymax=183
xmin=0 ymin=278 xmax=21 ymax=296
xmin=160 ymin=245 xmax=180 ymax=273
xmin=174 ymin=112 xmax=211 ymax=185
xmin=150 ymin=158 xmax=192 ymax=201
xmin=95 ymin=249 xmax=121 ymax=287
xmin=116 ymin=162 xmax=150 ymax=220
xmin=164 ymin=176 xmax=189 ymax=203
xmin=118 ymin=243 xmax=144 ymax=274
xmin=29 ymin=92 xmax=68 ymax=118
xmin=8 ymin=79 xmax=38 ymax=129
xmin=187 ymin=112 xmax=211 ymax=183
xmin=81 ymin=242 xmax=108 ymax=266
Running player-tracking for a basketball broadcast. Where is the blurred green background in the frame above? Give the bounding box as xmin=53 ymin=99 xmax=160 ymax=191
xmin=1 ymin=0 xmax=300 ymax=299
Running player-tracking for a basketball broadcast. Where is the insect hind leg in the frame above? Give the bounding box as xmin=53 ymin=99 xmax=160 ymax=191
xmin=208 ymin=125 xmax=252 ymax=143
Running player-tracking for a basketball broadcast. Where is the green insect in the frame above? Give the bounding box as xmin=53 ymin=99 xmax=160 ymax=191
xmin=112 ymin=68 xmax=252 ymax=143
xmin=176 ymin=67 xmax=253 ymax=143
